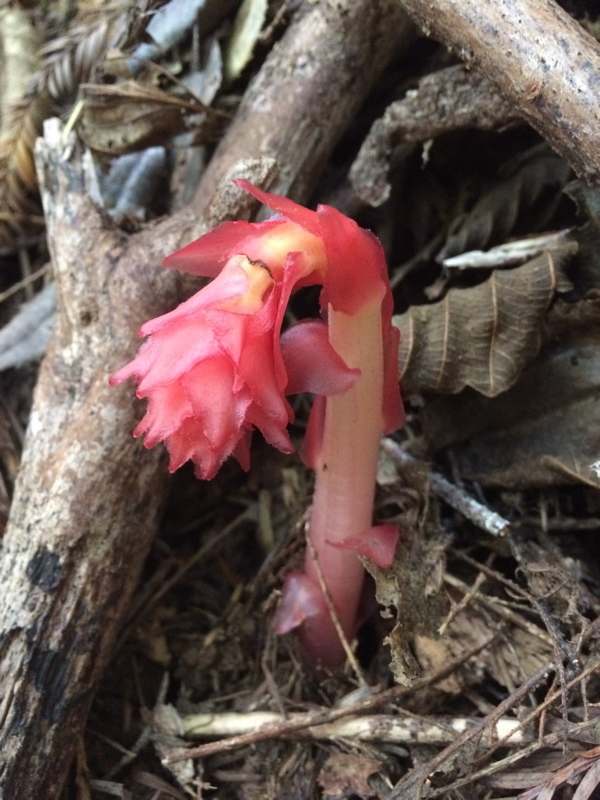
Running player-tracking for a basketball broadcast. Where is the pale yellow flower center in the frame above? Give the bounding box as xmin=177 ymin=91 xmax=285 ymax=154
xmin=223 ymin=254 xmax=275 ymax=314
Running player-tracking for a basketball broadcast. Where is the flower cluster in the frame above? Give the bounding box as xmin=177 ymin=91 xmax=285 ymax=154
xmin=112 ymin=180 xmax=404 ymax=666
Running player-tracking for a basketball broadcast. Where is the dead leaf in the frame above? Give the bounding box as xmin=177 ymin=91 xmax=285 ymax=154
xmin=368 ymin=527 xmax=448 ymax=685
xmin=78 ymin=80 xmax=221 ymax=155
xmin=437 ymin=148 xmax=571 ymax=262
xmin=226 ymin=0 xmax=268 ymax=81
xmin=394 ymin=248 xmax=574 ymax=397
xmin=421 ymin=328 xmax=600 ymax=488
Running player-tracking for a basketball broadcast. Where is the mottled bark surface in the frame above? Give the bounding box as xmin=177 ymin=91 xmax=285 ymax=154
xmin=194 ymin=0 xmax=415 ymax=211
xmin=0 ymin=1 xmax=414 ymax=797
xmin=399 ymin=0 xmax=600 ymax=184
xmin=0 ymin=126 xmax=275 ymax=800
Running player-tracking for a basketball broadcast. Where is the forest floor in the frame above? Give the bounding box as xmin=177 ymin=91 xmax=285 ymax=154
xmin=1 ymin=1 xmax=600 ymax=798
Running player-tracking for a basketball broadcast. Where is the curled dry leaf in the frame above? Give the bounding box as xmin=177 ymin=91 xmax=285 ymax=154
xmin=225 ymin=0 xmax=268 ymax=81
xmin=368 ymin=524 xmax=448 ymax=686
xmin=78 ymin=80 xmax=222 ymax=155
xmin=394 ymin=248 xmax=574 ymax=398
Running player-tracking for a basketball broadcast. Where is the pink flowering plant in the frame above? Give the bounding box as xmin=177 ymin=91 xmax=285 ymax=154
xmin=111 ymin=180 xmax=404 ymax=668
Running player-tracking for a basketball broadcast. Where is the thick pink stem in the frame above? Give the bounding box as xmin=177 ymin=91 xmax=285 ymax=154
xmin=299 ymin=300 xmax=385 ymax=667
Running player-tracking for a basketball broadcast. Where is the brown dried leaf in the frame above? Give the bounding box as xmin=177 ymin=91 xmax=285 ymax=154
xmin=394 ymin=249 xmax=573 ymax=397
xmin=318 ymin=751 xmax=383 ymax=800
xmin=422 ymin=319 xmax=600 ymax=488
xmin=78 ymin=80 xmax=221 ymax=155
xmin=369 ymin=526 xmax=448 ymax=685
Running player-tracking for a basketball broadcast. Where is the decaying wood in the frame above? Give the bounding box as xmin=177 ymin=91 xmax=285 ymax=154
xmin=193 ymin=0 xmax=415 ymax=211
xmin=398 ymin=0 xmax=600 ymax=184
xmin=0 ymin=2 xmax=414 ymax=797
xmin=350 ymin=64 xmax=520 ymax=207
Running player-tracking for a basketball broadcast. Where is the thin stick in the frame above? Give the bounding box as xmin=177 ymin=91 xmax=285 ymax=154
xmin=163 ymin=632 xmax=499 ymax=763
xmin=382 ymin=438 xmax=510 ymax=537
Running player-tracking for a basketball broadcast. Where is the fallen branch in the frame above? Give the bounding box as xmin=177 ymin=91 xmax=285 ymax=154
xmin=0 ymin=2 xmax=413 ymax=797
xmin=398 ymin=0 xmax=600 ymax=184
xmin=381 ymin=438 xmax=511 ymax=537
xmin=171 ymin=709 xmax=527 ymax=745
xmin=350 ymin=64 xmax=519 ymax=206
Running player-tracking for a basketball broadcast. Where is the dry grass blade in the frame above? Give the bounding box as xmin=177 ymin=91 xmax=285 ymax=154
xmin=0 ymin=6 xmax=40 ymax=128
xmin=0 ymin=19 xmax=112 ymax=254
xmin=394 ymin=248 xmax=574 ymax=397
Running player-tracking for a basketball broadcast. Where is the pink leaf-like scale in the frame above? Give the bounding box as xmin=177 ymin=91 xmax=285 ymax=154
xmin=327 ymin=524 xmax=400 ymax=568
xmin=273 ymin=571 xmax=326 ymax=635
xmin=281 ymin=319 xmax=361 ymax=396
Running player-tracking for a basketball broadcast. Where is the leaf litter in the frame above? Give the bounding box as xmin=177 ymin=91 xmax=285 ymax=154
xmin=2 ymin=2 xmax=600 ymax=799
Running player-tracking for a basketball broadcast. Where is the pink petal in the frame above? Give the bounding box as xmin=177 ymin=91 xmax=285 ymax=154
xmin=132 ymin=325 xmax=216 ymax=394
xmin=273 ymin=571 xmax=327 ymax=634
xmin=327 ymin=524 xmax=400 ymax=568
xmin=237 ymin=321 xmax=285 ymax=395
xmin=281 ymin=319 xmax=361 ymax=396
xmin=165 ymin=416 xmax=221 ymax=478
xmin=244 ymin=402 xmax=294 ymax=454
xmin=162 ymin=219 xmax=283 ymax=276
xmin=235 ymin=179 xmax=322 ymax=238
xmin=316 ymin=204 xmax=386 ymax=315
xmin=140 ymin=257 xmax=253 ymax=336
xmin=181 ymin=357 xmax=250 ymax=452
xmin=134 ymin=382 xmax=193 ymax=447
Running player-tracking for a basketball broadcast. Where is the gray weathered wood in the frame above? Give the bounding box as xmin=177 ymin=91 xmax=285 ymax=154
xmin=399 ymin=0 xmax=600 ymax=184
xmin=0 ymin=1 xmax=413 ymax=796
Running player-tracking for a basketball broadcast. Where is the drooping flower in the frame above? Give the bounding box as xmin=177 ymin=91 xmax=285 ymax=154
xmin=112 ymin=180 xmax=404 ymax=667
xmin=110 ymin=181 xmax=367 ymax=479
xmin=111 ymin=253 xmax=293 ymax=479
